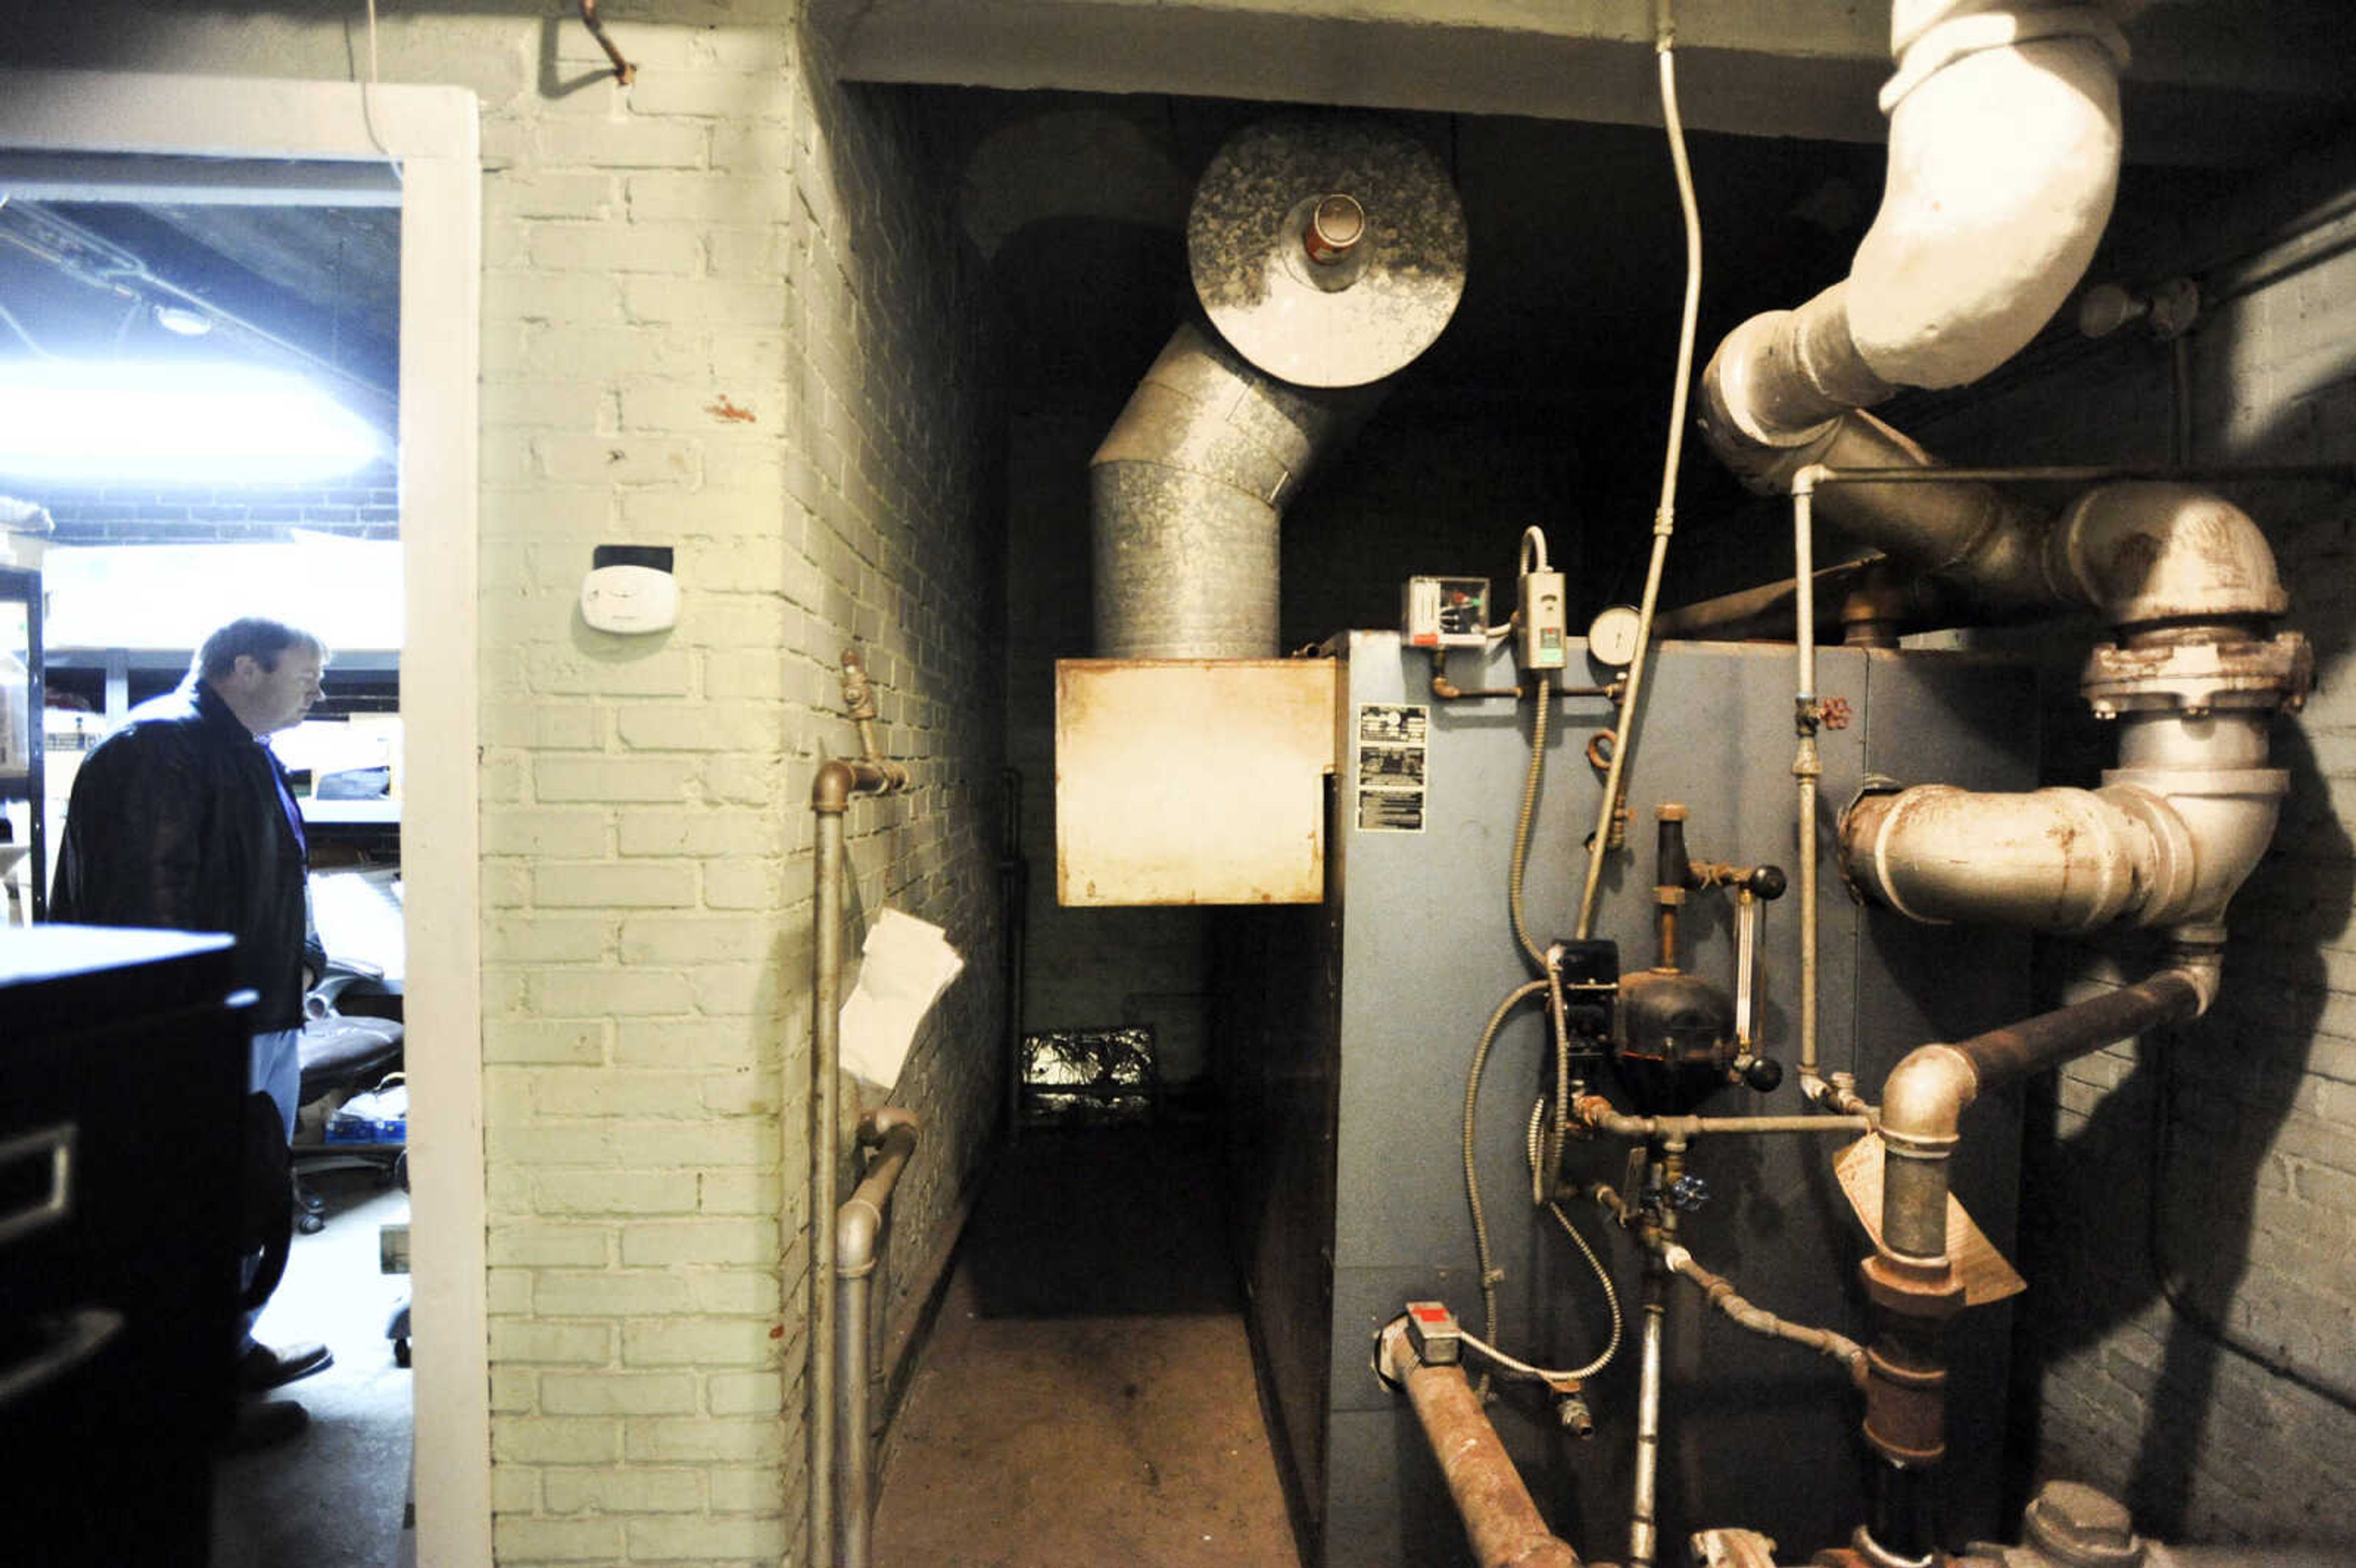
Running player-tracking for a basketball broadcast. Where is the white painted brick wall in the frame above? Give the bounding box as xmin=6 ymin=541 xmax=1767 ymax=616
xmin=1912 ymin=142 xmax=2356 ymax=1545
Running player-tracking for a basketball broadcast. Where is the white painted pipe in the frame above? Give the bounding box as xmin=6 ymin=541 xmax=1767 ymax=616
xmin=1700 ymin=4 xmax=2130 ymax=476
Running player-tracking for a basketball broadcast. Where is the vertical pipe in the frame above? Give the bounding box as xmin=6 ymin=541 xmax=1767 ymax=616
xmin=809 ymin=805 xmax=847 ymax=1568
xmin=1629 ymin=1276 xmax=1667 ymax=1568
xmin=836 ymin=1266 xmax=871 ymax=1568
xmin=1792 ymin=476 xmax=1823 ymax=1090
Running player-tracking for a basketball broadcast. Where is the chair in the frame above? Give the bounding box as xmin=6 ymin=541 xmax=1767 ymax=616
xmin=290 ymin=963 xmax=405 ymax=1232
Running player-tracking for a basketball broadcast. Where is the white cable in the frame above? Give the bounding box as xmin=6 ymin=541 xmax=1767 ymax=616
xmin=1519 ymin=524 xmax=1552 ymax=575
xmin=1573 ymin=21 xmax=1704 ymax=940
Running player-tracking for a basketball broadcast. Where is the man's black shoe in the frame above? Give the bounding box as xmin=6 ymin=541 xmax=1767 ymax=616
xmin=237 ymin=1340 xmax=333 ymax=1393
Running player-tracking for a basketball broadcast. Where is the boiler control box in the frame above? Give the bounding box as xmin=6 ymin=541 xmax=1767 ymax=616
xmin=1403 ymin=576 xmax=1490 ymax=648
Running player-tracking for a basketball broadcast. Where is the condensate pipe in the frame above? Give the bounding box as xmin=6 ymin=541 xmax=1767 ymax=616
xmin=807 ymin=652 xmax=910 ymax=1568
xmin=836 ymin=1107 xmax=920 ymax=1568
xmin=1376 ymin=1320 xmax=1583 ymax=1568
xmin=1659 ymin=1241 xmax=1868 ymax=1387
xmin=1858 ymin=964 xmax=2210 ymax=1561
xmin=1571 ymin=1094 xmax=1868 ymax=1143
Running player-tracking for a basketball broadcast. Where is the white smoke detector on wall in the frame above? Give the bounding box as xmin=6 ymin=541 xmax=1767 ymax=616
xmin=580 ymin=544 xmax=677 ymax=634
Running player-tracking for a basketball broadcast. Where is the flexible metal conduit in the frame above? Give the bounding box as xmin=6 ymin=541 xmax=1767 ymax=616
xmin=807 ymin=651 xmax=910 ymax=1568
xmin=835 ymin=1107 xmax=920 ymax=1568
xmin=1376 ymin=1321 xmax=1584 ymax=1568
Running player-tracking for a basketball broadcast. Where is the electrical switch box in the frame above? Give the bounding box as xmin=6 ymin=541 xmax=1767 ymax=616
xmin=1517 ymin=569 xmax=1568 ymax=669
xmin=1403 ymin=576 xmax=1490 ymax=649
xmin=1404 ymin=1301 xmax=1461 ymax=1366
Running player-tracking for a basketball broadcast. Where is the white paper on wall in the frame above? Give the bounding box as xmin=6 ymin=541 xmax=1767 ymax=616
xmin=837 ymin=908 xmax=964 ymax=1090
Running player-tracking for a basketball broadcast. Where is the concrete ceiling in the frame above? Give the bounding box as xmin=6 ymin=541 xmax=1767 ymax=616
xmin=817 ymin=0 xmax=2356 ymax=168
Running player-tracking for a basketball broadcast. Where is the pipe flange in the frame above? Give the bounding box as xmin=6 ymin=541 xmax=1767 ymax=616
xmin=2080 ymin=632 xmax=2312 ymax=719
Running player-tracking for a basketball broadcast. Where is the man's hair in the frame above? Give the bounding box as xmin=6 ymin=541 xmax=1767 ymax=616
xmin=193 ymin=617 xmax=329 ymax=682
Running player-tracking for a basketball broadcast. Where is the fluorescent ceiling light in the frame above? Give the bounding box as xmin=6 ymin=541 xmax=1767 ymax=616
xmin=0 ymin=360 xmax=387 ymax=483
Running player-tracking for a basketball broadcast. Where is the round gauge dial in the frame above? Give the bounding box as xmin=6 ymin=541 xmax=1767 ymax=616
xmin=1586 ymin=604 xmax=1644 ymax=669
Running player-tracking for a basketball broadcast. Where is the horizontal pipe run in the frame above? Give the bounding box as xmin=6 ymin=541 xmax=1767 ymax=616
xmin=1573 ymin=1096 xmax=1872 ymax=1142
xmin=1380 ymin=1323 xmax=1583 ymax=1568
xmin=1797 ymin=462 xmax=2356 ymax=487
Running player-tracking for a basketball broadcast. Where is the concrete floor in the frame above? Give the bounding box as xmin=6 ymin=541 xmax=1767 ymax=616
xmin=212 ymin=1167 xmax=414 ymax=1568
xmin=870 ymin=1120 xmax=1302 ymax=1568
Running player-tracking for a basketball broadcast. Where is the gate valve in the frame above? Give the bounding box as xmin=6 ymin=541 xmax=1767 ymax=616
xmin=1669 ymin=1174 xmax=1711 ymax=1213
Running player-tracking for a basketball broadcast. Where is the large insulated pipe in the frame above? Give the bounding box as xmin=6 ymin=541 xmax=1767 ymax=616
xmin=1088 ymin=320 xmax=1369 ymax=659
xmin=1376 ymin=1320 xmax=1584 ymax=1568
xmin=836 ymin=1106 xmax=920 ymax=1568
xmin=1700 ymin=4 xmax=2130 ymax=486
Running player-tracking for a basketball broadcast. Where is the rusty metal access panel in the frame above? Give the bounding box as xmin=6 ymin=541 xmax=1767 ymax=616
xmin=1055 ymin=657 xmax=1336 ymax=907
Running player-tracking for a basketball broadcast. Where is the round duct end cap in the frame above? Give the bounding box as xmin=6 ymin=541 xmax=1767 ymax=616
xmin=1187 ymin=117 xmax=1467 ymax=388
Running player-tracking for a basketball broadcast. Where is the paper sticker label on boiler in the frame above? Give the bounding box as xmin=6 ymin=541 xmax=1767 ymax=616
xmin=1356 ymin=702 xmax=1428 ymax=833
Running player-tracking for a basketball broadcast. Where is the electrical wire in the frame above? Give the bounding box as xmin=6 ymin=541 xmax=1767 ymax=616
xmin=1524 ymin=1096 xmax=1625 ymax=1379
xmin=1463 ymin=979 xmax=1550 ymax=1354
xmin=1573 ymin=20 xmax=1705 ymax=940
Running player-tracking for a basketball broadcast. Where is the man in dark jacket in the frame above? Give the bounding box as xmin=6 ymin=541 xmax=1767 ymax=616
xmin=52 ymin=616 xmax=336 ymax=1443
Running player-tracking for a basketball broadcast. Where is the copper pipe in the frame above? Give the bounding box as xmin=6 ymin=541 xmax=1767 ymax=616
xmin=1380 ymin=1322 xmax=1584 ymax=1568
xmin=578 ymin=0 xmax=636 ymax=85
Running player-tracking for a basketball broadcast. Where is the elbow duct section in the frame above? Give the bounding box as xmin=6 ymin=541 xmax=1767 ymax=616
xmin=1700 ymin=4 xmax=2129 ymax=491
xmin=1089 ymin=320 xmax=1373 ymax=659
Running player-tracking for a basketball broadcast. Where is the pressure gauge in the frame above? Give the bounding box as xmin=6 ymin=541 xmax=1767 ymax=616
xmin=1587 ymin=604 xmax=1643 ymax=669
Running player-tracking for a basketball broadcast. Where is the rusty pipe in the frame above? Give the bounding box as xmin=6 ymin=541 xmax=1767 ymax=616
xmin=1854 ymin=964 xmax=2208 ymax=1560
xmin=577 ymin=0 xmax=636 ymax=85
xmin=836 ymin=1107 xmax=921 ymax=1568
xmin=1660 ymin=1241 xmax=1868 ymax=1388
xmin=1379 ymin=1320 xmax=1584 ymax=1568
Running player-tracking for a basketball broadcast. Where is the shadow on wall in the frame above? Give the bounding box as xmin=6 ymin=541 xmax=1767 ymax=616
xmin=2011 ymin=445 xmax=2356 ymax=1535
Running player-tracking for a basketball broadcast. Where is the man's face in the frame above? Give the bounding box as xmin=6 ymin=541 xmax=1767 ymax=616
xmin=236 ymin=649 xmax=326 ymax=735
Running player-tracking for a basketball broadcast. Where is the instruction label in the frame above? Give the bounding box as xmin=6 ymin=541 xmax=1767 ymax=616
xmin=1356 ymin=702 xmax=1428 ymax=833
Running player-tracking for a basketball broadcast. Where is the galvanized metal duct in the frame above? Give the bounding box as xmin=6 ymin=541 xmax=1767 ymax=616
xmin=1090 ymin=116 xmax=1464 ymax=660
xmin=1089 ymin=320 xmax=1371 ymax=659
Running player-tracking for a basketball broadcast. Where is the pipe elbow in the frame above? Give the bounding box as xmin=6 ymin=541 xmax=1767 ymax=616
xmin=814 ymin=757 xmax=858 ymax=813
xmin=2051 ymin=485 xmax=2290 ymax=627
xmin=1881 ymin=1042 xmax=1979 ymax=1148
xmin=1849 ymin=17 xmax=2126 ymax=390
xmin=1842 ymin=783 xmax=2154 ymax=933
xmin=836 ymin=1196 xmax=883 ymax=1276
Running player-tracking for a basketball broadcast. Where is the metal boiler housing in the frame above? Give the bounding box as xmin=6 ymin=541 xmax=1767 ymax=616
xmin=1225 ymin=631 xmax=2038 ymax=1566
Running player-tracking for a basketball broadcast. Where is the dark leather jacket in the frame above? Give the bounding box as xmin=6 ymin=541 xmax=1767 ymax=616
xmin=52 ymin=682 xmax=310 ymax=1032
